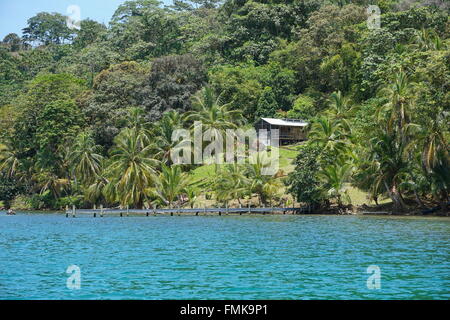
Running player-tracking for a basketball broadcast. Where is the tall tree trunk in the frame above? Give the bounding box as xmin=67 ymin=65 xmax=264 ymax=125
xmin=384 ymin=181 xmax=405 ymax=212
xmin=414 ymin=190 xmax=425 ymax=209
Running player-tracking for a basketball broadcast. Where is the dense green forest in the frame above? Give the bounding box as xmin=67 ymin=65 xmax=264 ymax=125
xmin=0 ymin=0 xmax=448 ymax=214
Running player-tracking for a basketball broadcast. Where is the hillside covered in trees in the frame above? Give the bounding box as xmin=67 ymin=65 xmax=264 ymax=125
xmin=0 ymin=0 xmax=448 ymax=214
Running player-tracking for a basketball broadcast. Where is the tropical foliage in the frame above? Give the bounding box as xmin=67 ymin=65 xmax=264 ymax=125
xmin=0 ymin=0 xmax=448 ymax=214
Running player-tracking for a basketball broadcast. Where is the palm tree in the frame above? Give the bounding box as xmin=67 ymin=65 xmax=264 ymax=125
xmin=68 ymin=131 xmax=103 ymax=185
xmin=32 ymin=168 xmax=70 ymax=199
xmin=420 ymin=113 xmax=449 ymax=173
xmin=398 ymin=165 xmax=430 ymax=209
xmin=85 ymin=160 xmax=111 ymax=205
xmin=327 ymin=91 xmax=352 ymax=133
xmin=245 ymin=153 xmax=282 ymax=206
xmin=152 ymin=164 xmax=190 ymax=208
xmin=212 ymin=164 xmax=250 ymax=206
xmin=125 ymin=107 xmax=152 ymax=147
xmin=378 ymin=71 xmax=415 ymax=138
xmin=309 ymin=116 xmax=350 ymax=156
xmin=152 ymin=110 xmax=184 ymax=164
xmin=185 ymin=186 xmax=198 ymax=209
xmin=418 ymin=114 xmax=449 ymax=213
xmin=108 ymin=127 xmax=158 ymax=208
xmin=427 ymin=153 xmax=450 ymax=214
xmin=328 ymin=91 xmax=350 ymax=119
xmin=319 ymin=163 xmax=353 ymax=208
xmin=368 ymin=128 xmax=409 ymax=211
xmin=0 ymin=142 xmax=20 ymax=179
xmin=413 ymin=28 xmax=446 ymax=51
xmin=352 ymin=151 xmax=384 ymax=206
xmin=185 ymin=87 xmax=244 ymax=140
xmin=414 ymin=28 xmax=433 ymax=51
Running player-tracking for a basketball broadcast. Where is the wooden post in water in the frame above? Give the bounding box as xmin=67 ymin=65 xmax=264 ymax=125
xmin=65 ymin=205 xmax=69 ymax=218
xmin=72 ymin=205 xmax=76 ymax=218
xmin=100 ymin=205 xmax=103 ymax=217
xmin=248 ymin=202 xmax=251 ymax=214
xmin=93 ymin=205 xmax=96 ymax=218
xmin=226 ymin=203 xmax=229 ymax=215
xmin=126 ymin=205 xmax=129 ymax=217
xmin=153 ymin=205 xmax=156 ymax=216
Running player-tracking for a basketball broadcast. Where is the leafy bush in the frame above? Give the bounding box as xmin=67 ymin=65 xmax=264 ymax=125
xmin=285 ymin=144 xmax=327 ymax=206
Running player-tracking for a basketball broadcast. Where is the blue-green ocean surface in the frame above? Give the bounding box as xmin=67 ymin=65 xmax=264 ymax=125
xmin=0 ymin=213 xmax=448 ymax=300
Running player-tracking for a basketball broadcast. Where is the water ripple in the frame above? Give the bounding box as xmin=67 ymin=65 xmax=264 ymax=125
xmin=0 ymin=214 xmax=449 ymax=299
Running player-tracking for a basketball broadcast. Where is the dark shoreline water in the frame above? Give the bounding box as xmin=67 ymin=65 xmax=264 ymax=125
xmin=0 ymin=213 xmax=449 ymax=300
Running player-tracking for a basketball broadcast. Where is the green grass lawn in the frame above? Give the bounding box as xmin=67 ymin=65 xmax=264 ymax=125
xmin=189 ymin=144 xmax=302 ymax=183
xmin=278 ymin=145 xmax=302 ymax=173
xmin=188 ymin=144 xmax=387 ymax=208
xmin=346 ymin=184 xmax=391 ymax=206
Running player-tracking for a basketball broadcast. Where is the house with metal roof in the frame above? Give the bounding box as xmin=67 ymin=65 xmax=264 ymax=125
xmin=257 ymin=118 xmax=309 ymax=145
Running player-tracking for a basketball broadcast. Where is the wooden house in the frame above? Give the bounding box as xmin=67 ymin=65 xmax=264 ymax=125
xmin=257 ymin=118 xmax=309 ymax=145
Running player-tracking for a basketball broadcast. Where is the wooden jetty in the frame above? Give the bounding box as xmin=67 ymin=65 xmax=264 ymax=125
xmin=65 ymin=206 xmax=309 ymax=217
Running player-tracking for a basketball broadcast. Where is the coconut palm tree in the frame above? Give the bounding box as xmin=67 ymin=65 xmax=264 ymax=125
xmin=32 ymin=168 xmax=70 ymax=199
xmin=413 ymin=28 xmax=434 ymax=51
xmin=85 ymin=160 xmax=111 ymax=205
xmin=185 ymin=87 xmax=244 ymax=139
xmin=245 ymin=153 xmax=282 ymax=206
xmin=378 ymin=71 xmax=415 ymax=138
xmin=319 ymin=163 xmax=353 ymax=208
xmin=185 ymin=186 xmax=198 ymax=209
xmin=309 ymin=116 xmax=350 ymax=156
xmin=368 ymin=128 xmax=409 ymax=211
xmin=0 ymin=142 xmax=20 ymax=179
xmin=417 ymin=114 xmax=449 ymax=213
xmin=328 ymin=91 xmax=350 ymax=119
xmin=426 ymin=153 xmax=450 ymax=214
xmin=68 ymin=131 xmax=103 ymax=185
xmin=108 ymin=127 xmax=158 ymax=208
xmin=152 ymin=110 xmax=185 ymax=165
xmin=398 ymin=165 xmax=430 ymax=209
xmin=212 ymin=164 xmax=250 ymax=206
xmin=420 ymin=112 xmax=449 ymax=173
xmin=152 ymin=164 xmax=190 ymax=208
xmin=352 ymin=152 xmax=384 ymax=206
xmin=125 ymin=107 xmax=152 ymax=147
xmin=413 ymin=28 xmax=446 ymax=51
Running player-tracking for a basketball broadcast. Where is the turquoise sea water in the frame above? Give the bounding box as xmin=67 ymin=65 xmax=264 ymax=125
xmin=0 ymin=212 xmax=448 ymax=300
